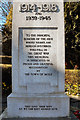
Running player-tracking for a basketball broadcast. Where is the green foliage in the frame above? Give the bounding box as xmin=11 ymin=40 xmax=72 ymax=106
xmin=64 ymin=2 xmax=80 ymax=68
xmin=65 ymin=69 xmax=80 ymax=95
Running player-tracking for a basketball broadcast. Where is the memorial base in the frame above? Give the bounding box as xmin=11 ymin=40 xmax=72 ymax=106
xmin=7 ymin=93 xmax=69 ymax=118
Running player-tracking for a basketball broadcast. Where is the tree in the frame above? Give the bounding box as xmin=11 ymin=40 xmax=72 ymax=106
xmin=64 ymin=2 xmax=80 ymax=68
xmin=0 ymin=1 xmax=12 ymax=31
xmin=2 ymin=3 xmax=12 ymax=55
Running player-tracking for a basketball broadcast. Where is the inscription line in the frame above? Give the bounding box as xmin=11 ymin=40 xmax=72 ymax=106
xmin=19 ymin=27 xmax=58 ymax=30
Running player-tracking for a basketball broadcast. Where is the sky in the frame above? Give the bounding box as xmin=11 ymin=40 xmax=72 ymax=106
xmin=0 ymin=0 xmax=12 ymax=32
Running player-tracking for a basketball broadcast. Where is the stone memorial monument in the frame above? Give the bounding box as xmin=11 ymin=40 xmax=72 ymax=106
xmin=7 ymin=0 xmax=69 ymax=118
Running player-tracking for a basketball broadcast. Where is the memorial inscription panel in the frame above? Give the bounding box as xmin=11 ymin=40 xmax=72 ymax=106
xmin=19 ymin=28 xmax=58 ymax=86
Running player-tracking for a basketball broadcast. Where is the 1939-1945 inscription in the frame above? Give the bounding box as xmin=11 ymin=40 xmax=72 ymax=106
xmin=19 ymin=3 xmax=59 ymax=21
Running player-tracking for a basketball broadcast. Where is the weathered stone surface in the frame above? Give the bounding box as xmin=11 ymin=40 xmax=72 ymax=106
xmin=7 ymin=0 xmax=69 ymax=118
xmin=7 ymin=93 xmax=69 ymax=118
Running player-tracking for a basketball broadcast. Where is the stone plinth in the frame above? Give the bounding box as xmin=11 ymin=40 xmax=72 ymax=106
xmin=8 ymin=93 xmax=69 ymax=118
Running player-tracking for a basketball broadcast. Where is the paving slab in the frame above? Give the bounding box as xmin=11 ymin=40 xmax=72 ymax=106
xmin=0 ymin=109 xmax=78 ymax=120
xmin=2 ymin=118 xmax=71 ymax=120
